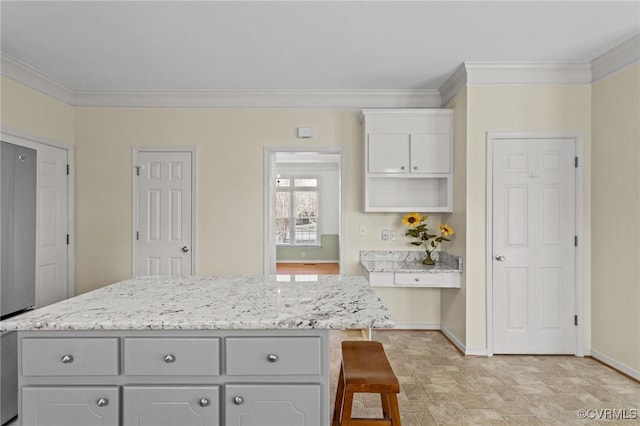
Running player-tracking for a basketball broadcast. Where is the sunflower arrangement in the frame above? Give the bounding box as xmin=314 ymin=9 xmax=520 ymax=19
xmin=402 ymin=213 xmax=455 ymax=265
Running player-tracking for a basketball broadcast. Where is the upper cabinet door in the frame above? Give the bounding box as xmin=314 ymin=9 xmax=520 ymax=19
xmin=410 ymin=134 xmax=451 ymax=173
xmin=367 ymin=134 xmax=409 ymax=173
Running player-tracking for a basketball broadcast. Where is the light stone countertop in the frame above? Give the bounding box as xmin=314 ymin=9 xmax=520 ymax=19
xmin=0 ymin=275 xmax=394 ymax=331
xmin=360 ymin=250 xmax=463 ymax=274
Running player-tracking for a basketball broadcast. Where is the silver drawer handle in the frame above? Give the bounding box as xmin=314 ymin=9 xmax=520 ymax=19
xmin=400 ymin=166 xmax=405 ymax=170
xmin=233 ymin=396 xmax=244 ymax=405
xmin=61 ymin=354 xmax=74 ymax=364
xmin=267 ymin=354 xmax=279 ymax=363
xmin=96 ymin=398 xmax=109 ymax=407
xmin=199 ymin=397 xmax=210 ymax=407
xmin=414 ymin=277 xmax=419 ymax=282
xmin=413 ymin=166 xmax=418 ymax=170
xmin=164 ymin=354 xmax=176 ymax=363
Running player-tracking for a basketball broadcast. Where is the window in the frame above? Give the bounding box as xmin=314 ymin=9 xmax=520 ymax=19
xmin=275 ymin=177 xmax=319 ymax=245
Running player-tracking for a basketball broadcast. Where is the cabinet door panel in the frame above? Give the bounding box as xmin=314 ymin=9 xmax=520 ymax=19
xmin=22 ymin=386 xmax=118 ymax=426
xmin=368 ymin=134 xmax=409 ymax=173
xmin=225 ymin=384 xmax=321 ymax=426
xmin=410 ymin=134 xmax=450 ymax=173
xmin=123 ymin=386 xmax=219 ymax=426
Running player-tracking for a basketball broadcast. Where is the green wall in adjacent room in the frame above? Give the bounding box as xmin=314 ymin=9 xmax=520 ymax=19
xmin=276 ymin=234 xmax=339 ymax=261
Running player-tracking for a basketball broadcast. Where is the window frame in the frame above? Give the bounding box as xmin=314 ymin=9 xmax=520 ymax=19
xmin=275 ymin=176 xmax=320 ymax=247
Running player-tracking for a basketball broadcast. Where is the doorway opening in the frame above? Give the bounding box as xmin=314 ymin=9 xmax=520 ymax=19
xmin=264 ymin=148 xmax=343 ymax=275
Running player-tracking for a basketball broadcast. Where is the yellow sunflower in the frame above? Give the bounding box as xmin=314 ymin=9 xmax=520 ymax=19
xmin=439 ymin=224 xmax=455 ymax=236
xmin=402 ymin=212 xmax=425 ymax=227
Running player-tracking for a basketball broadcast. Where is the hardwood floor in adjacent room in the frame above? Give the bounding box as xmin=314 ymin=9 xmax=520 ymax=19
xmin=276 ymin=262 xmax=339 ymax=275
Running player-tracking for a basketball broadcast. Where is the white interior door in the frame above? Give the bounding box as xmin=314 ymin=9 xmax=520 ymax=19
xmin=7 ymin=138 xmax=69 ymax=308
xmin=136 ymin=150 xmax=193 ymax=276
xmin=492 ymin=138 xmax=576 ymax=354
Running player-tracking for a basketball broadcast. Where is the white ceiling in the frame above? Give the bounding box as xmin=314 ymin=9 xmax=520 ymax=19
xmin=1 ymin=1 xmax=638 ymax=94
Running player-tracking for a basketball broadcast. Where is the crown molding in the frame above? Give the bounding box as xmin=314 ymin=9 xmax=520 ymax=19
xmin=464 ymin=62 xmax=592 ymax=85
xmin=1 ymin=53 xmax=75 ymax=105
xmin=439 ymin=63 xmax=468 ymax=106
xmin=591 ymin=33 xmax=640 ymax=82
xmin=438 ymin=62 xmax=592 ymax=105
xmin=1 ymin=51 xmax=440 ymax=108
xmin=73 ymin=89 xmax=441 ymax=108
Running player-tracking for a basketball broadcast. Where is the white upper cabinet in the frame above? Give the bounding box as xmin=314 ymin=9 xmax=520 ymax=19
xmin=361 ymin=109 xmax=454 ymax=212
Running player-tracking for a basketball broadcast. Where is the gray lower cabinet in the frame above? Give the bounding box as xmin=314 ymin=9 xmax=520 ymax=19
xmin=123 ymin=386 xmax=220 ymax=426
xmin=17 ymin=331 xmax=329 ymax=426
xmin=21 ymin=386 xmax=119 ymax=426
xmin=225 ymin=384 xmax=321 ymax=426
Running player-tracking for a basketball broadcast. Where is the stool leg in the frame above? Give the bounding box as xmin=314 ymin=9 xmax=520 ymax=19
xmin=388 ymin=393 xmax=401 ymax=426
xmin=341 ymin=390 xmax=355 ymax=426
xmin=381 ymin=393 xmax=390 ymax=419
xmin=332 ymin=365 xmax=345 ymax=426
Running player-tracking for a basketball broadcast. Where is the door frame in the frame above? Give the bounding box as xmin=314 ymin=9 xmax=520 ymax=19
xmin=132 ymin=147 xmax=198 ymax=277
xmin=0 ymin=126 xmax=75 ymax=299
xmin=263 ymin=147 xmax=345 ymax=275
xmin=485 ymin=132 xmax=585 ymax=357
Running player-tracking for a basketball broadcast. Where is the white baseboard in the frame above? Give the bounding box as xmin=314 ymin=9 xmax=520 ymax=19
xmin=440 ymin=325 xmax=489 ymax=356
xmin=276 ymin=260 xmax=338 ymax=264
xmin=392 ymin=323 xmax=441 ymax=330
xmin=590 ymin=349 xmax=640 ymax=381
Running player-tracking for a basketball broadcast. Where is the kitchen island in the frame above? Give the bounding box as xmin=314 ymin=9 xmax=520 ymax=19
xmin=0 ymin=275 xmax=394 ymax=426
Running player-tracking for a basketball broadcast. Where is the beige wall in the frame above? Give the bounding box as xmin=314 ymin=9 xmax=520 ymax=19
xmin=441 ymin=88 xmax=467 ymax=344
xmin=0 ymin=77 xmax=75 ymax=145
xmin=465 ymin=84 xmax=592 ymax=351
xmin=591 ymin=63 xmax=640 ymax=372
xmin=73 ymin=107 xmax=443 ymax=325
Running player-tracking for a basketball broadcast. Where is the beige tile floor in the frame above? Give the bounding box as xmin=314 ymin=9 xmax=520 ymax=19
xmin=330 ymin=330 xmax=640 ymax=425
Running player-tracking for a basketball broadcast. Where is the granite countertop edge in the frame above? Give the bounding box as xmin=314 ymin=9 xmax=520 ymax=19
xmin=0 ymin=275 xmax=395 ymax=332
xmin=360 ymin=250 xmax=463 ymax=274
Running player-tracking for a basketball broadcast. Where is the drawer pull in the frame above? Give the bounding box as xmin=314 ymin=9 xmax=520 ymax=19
xmin=414 ymin=277 xmax=420 ymax=282
xmin=163 ymin=354 xmax=176 ymax=363
xmin=233 ymin=396 xmax=244 ymax=405
xmin=61 ymin=354 xmax=74 ymax=364
xmin=96 ymin=398 xmax=109 ymax=407
xmin=267 ymin=353 xmax=279 ymax=363
xmin=199 ymin=397 xmax=210 ymax=407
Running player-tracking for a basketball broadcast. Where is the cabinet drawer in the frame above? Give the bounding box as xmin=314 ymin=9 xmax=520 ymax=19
xmin=22 ymin=386 xmax=119 ymax=426
xmin=394 ymin=272 xmax=461 ymax=288
xmin=123 ymin=386 xmax=219 ymax=426
xmin=226 ymin=337 xmax=321 ymax=376
xmin=22 ymin=338 xmax=119 ymax=376
xmin=225 ymin=384 xmax=321 ymax=426
xmin=124 ymin=337 xmax=220 ymax=376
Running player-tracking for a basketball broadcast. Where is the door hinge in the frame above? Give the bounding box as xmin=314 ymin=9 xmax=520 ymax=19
xmin=574 ymin=315 xmax=578 ymax=326
xmin=66 ymin=164 xmax=70 ymax=175
xmin=135 ymin=166 xmax=140 ymax=176
xmin=575 ymin=157 xmax=578 ymax=168
xmin=66 ymin=234 xmax=70 ymax=245
xmin=575 ymin=235 xmax=578 ymax=246
xmin=136 ymin=231 xmax=139 ymax=241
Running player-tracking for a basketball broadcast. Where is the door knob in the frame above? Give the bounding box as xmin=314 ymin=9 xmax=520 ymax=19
xmin=181 ymin=246 xmax=189 ymax=253
xmin=495 ymin=254 xmax=506 ymax=262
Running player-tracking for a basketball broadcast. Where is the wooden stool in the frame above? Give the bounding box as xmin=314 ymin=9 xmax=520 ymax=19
xmin=332 ymin=341 xmax=401 ymax=426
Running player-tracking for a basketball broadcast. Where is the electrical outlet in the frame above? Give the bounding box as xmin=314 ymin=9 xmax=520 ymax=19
xmin=390 ymin=230 xmax=397 ymax=241
xmin=301 ymin=252 xmax=306 ymax=258
xmin=360 ymin=225 xmax=366 ymax=236
xmin=381 ymin=229 xmax=389 ymax=241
